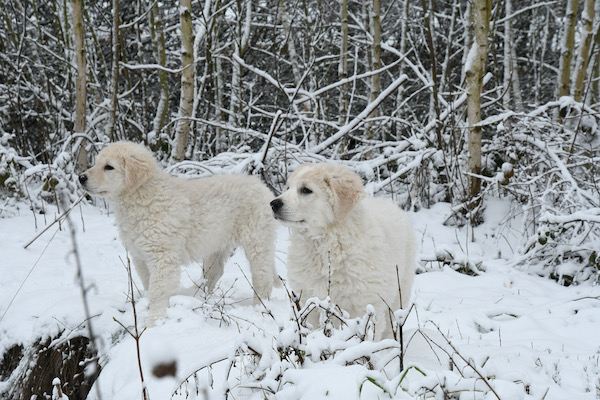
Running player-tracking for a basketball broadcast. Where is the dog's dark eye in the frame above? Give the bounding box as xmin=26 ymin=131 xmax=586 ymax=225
xmin=300 ymin=186 xmax=312 ymax=195
xmin=104 ymin=164 xmax=114 ymax=171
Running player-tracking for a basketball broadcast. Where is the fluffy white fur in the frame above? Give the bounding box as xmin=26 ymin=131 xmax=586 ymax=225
xmin=79 ymin=141 xmax=277 ymax=324
xmin=271 ymin=163 xmax=416 ymax=340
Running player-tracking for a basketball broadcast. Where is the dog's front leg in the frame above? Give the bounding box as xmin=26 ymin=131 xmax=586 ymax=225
xmin=203 ymin=250 xmax=227 ymax=293
xmin=130 ymin=256 xmax=150 ymax=290
xmin=146 ymin=254 xmax=182 ymax=326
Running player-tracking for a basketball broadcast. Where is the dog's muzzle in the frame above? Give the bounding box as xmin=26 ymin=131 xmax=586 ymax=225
xmin=78 ymin=174 xmax=88 ymax=187
xmin=270 ymin=198 xmax=283 ymax=214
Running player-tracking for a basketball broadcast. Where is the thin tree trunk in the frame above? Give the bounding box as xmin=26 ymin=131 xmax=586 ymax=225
xmin=592 ymin=1 xmax=600 ymax=105
xmin=533 ymin=6 xmax=550 ymax=105
xmin=107 ymin=0 xmax=120 ymax=142
xmin=364 ymin=0 xmax=381 ymax=140
xmin=440 ymin=0 xmax=458 ymax=95
xmin=229 ymin=0 xmax=251 ymax=128
xmin=460 ymin=1 xmax=472 ymax=86
xmin=465 ymin=0 xmax=490 ymax=200
xmin=509 ymin=29 xmax=523 ymax=111
xmin=421 ymin=0 xmax=442 ymax=149
xmin=215 ymin=55 xmax=224 ymax=132
xmin=574 ymin=0 xmax=595 ymax=102
xmin=395 ymin=0 xmax=410 ymax=131
xmin=280 ymin=0 xmax=313 ymax=144
xmin=71 ymin=0 xmax=87 ymax=172
xmin=191 ymin=0 xmax=213 ymax=156
xmin=149 ymin=1 xmax=169 ymax=147
xmin=338 ymin=0 xmax=349 ymax=126
xmin=173 ymin=0 xmax=195 ymax=161
xmin=135 ymin=0 xmax=149 ymax=137
xmin=280 ymin=1 xmax=303 ymax=87
xmin=503 ymin=0 xmax=523 ymax=112
xmin=369 ymin=0 xmax=381 ymax=120
xmin=558 ymin=0 xmax=579 ymax=98
xmin=202 ymin=21 xmax=217 ymax=154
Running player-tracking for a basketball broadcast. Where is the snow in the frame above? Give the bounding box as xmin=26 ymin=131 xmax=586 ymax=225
xmin=464 ymin=42 xmax=478 ymax=75
xmin=1 ymin=200 xmax=600 ymax=399
xmin=52 ymin=377 xmax=69 ymax=400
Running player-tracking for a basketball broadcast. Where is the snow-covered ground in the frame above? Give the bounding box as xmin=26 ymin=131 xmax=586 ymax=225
xmin=1 ymin=199 xmax=599 ymax=399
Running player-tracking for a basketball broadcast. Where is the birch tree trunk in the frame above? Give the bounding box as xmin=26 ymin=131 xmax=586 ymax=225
xmin=503 ymin=0 xmax=523 ymax=111
xmin=573 ymin=0 xmax=595 ymax=102
xmin=509 ymin=33 xmax=523 ymax=111
xmin=558 ymin=0 xmax=579 ymax=98
xmin=465 ymin=0 xmax=490 ymax=200
xmin=173 ymin=0 xmax=195 ymax=162
xmin=229 ymin=0 xmax=251 ymax=128
xmin=71 ymin=0 xmax=87 ymax=172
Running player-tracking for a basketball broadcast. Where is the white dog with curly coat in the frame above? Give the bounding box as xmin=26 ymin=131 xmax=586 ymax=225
xmin=270 ymin=163 xmax=416 ymax=340
xmin=79 ymin=141 xmax=277 ymax=324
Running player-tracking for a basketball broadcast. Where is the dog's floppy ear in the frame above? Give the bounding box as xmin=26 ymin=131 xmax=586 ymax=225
xmin=325 ymin=166 xmax=365 ymax=221
xmin=124 ymin=153 xmax=154 ymax=191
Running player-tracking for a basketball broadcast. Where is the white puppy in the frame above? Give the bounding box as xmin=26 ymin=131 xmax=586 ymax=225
xmin=271 ymin=163 xmax=416 ymax=340
xmin=79 ymin=141 xmax=277 ymax=323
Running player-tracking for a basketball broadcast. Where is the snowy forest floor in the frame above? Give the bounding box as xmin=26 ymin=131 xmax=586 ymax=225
xmin=1 ymin=198 xmax=600 ymax=399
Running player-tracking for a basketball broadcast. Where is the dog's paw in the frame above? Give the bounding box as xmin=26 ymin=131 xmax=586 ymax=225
xmin=146 ymin=308 xmax=166 ymax=328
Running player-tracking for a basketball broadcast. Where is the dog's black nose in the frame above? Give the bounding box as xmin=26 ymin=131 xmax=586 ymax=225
xmin=78 ymin=174 xmax=88 ymax=186
xmin=270 ymin=198 xmax=283 ymax=213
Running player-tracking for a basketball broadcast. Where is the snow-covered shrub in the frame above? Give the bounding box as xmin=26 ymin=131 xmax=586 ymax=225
xmin=0 ymin=133 xmax=81 ymax=217
xmin=169 ymin=282 xmax=523 ymax=400
xmin=482 ymin=101 xmax=600 ymax=285
xmin=167 ymin=133 xmax=443 ymax=212
xmin=172 ymin=293 xmax=404 ymax=399
xmin=0 ymin=132 xmax=34 ymax=214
